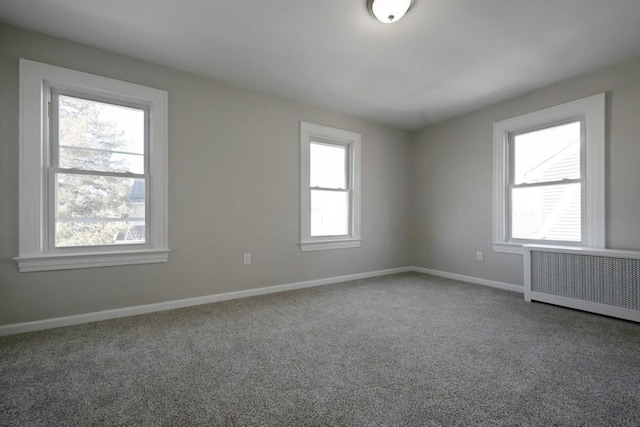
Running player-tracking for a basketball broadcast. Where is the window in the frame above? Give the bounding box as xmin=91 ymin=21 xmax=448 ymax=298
xmin=52 ymin=93 xmax=148 ymax=247
xmin=16 ymin=59 xmax=168 ymax=271
xmin=493 ymin=93 xmax=605 ymax=254
xmin=300 ymin=122 xmax=361 ymax=251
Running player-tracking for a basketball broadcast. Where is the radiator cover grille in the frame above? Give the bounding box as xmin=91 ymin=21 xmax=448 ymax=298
xmin=530 ymin=251 xmax=640 ymax=310
xmin=524 ymin=245 xmax=640 ymax=321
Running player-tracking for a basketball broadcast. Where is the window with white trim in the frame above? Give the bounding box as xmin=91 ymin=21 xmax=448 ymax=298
xmin=493 ymin=93 xmax=605 ymax=254
xmin=300 ymin=122 xmax=361 ymax=251
xmin=16 ymin=59 xmax=168 ymax=271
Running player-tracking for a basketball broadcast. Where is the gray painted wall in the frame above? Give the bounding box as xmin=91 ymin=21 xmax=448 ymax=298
xmin=0 ymin=25 xmax=412 ymax=325
xmin=2 ymin=23 xmax=639 ymax=326
xmin=411 ymin=57 xmax=640 ymax=286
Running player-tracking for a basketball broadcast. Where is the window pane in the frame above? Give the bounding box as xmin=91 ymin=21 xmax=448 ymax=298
xmin=511 ymin=183 xmax=581 ymax=242
xmin=513 ymin=121 xmax=580 ymax=185
xmin=310 ymin=142 xmax=346 ymax=189
xmin=55 ymin=173 xmax=146 ymax=247
xmin=311 ymin=190 xmax=348 ymax=236
xmin=58 ymin=95 xmax=145 ymax=174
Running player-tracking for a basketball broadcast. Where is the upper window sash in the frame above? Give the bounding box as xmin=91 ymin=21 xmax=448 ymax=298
xmin=507 ymin=119 xmax=584 ymax=186
xmin=49 ymin=89 xmax=150 ymax=175
xmin=309 ymin=139 xmax=350 ymax=191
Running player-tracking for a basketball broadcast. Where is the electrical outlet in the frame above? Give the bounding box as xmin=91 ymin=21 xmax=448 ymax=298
xmin=243 ymin=253 xmax=251 ymax=265
xmin=476 ymin=251 xmax=484 ymax=262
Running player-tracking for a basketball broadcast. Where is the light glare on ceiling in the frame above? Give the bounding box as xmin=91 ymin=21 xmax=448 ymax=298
xmin=368 ymin=0 xmax=414 ymax=24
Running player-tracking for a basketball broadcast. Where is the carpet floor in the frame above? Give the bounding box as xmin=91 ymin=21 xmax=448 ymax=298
xmin=1 ymin=272 xmax=639 ymax=426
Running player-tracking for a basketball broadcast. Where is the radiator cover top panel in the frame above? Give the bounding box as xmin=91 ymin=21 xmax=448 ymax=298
xmin=530 ymin=251 xmax=640 ymax=311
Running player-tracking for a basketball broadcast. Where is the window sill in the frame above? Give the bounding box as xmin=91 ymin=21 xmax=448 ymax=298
xmin=492 ymin=243 xmax=524 ymax=255
xmin=494 ymin=240 xmax=584 ymax=255
xmin=300 ymin=239 xmax=361 ymax=252
xmin=14 ymin=249 xmax=170 ymax=272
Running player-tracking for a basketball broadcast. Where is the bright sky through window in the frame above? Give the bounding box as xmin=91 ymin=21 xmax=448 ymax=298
xmin=310 ymin=142 xmax=346 ymax=189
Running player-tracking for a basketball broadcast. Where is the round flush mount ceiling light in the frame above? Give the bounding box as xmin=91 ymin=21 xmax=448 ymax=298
xmin=368 ymin=0 xmax=414 ymax=23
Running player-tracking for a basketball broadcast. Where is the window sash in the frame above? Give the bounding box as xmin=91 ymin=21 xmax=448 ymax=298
xmin=508 ymin=182 xmax=582 ymax=243
xmin=310 ymin=188 xmax=351 ymax=238
xmin=309 ymin=140 xmax=350 ymax=191
xmin=50 ymin=90 xmax=150 ymax=173
xmin=507 ymin=119 xmax=583 ymax=186
xmin=48 ymin=171 xmax=149 ymax=249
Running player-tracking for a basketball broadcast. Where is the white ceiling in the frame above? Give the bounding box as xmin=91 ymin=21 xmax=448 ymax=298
xmin=1 ymin=0 xmax=640 ymax=130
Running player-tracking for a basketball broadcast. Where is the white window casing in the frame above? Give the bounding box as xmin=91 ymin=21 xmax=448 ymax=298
xmin=15 ymin=59 xmax=169 ymax=271
xmin=300 ymin=122 xmax=361 ymax=251
xmin=493 ymin=93 xmax=605 ymax=254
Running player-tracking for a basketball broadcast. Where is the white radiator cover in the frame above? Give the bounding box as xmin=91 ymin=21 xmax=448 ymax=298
xmin=524 ymin=244 xmax=640 ymax=322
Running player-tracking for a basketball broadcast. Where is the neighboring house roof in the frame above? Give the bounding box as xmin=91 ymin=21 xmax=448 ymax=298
xmin=129 ymin=179 xmax=145 ymax=203
xmin=524 ymin=140 xmax=580 ymax=183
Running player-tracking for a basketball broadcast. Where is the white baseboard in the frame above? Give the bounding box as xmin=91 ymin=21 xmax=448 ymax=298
xmin=0 ymin=266 xmax=520 ymax=337
xmin=0 ymin=266 xmax=413 ymax=337
xmin=411 ymin=266 xmax=523 ymax=294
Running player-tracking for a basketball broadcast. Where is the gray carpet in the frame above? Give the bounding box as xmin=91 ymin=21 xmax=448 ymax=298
xmin=1 ymin=272 xmax=639 ymax=426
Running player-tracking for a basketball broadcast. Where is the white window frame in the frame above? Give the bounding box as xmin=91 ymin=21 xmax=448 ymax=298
xmin=300 ymin=122 xmax=361 ymax=251
xmin=493 ymin=93 xmax=605 ymax=254
xmin=15 ymin=59 xmax=169 ymax=272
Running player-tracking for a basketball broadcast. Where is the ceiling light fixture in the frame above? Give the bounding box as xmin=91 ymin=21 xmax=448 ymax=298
xmin=368 ymin=0 xmax=414 ymax=24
